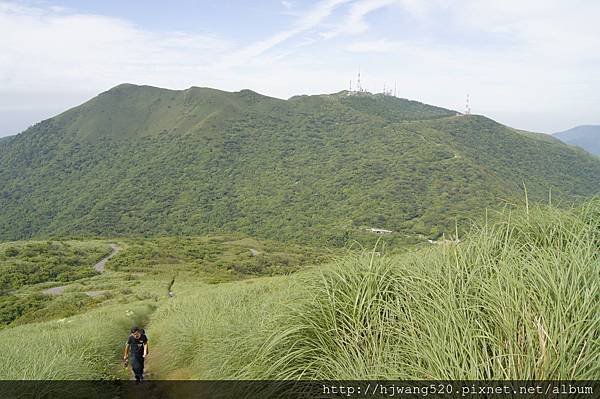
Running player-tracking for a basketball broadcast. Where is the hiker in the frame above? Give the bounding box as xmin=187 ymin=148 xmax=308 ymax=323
xmin=167 ymin=278 xmax=175 ymax=298
xmin=123 ymin=326 xmax=148 ymax=383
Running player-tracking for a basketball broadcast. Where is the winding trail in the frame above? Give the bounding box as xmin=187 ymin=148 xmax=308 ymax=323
xmin=42 ymin=243 xmax=120 ymax=296
xmin=94 ymin=244 xmax=120 ymax=272
xmin=42 ymin=285 xmax=69 ymax=296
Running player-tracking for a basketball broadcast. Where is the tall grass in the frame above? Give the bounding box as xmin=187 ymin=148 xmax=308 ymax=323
xmin=0 ymin=302 xmax=156 ymax=380
xmin=146 ymin=277 xmax=293 ymax=379
xmin=21 ymin=199 xmax=592 ymax=382
xmin=234 ymin=199 xmax=599 ymax=379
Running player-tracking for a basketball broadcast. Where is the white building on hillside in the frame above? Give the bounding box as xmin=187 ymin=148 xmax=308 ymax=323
xmin=368 ymin=228 xmax=393 ymax=234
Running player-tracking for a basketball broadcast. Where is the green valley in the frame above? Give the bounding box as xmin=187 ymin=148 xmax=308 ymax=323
xmin=0 ymin=235 xmax=325 ymax=329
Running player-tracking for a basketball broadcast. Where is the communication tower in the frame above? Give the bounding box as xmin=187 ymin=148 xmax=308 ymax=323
xmin=357 ymin=70 xmax=362 ymax=92
xmin=465 ymin=94 xmax=471 ymax=115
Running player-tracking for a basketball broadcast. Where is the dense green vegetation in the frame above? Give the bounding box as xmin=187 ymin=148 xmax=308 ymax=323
xmin=0 ymin=294 xmax=49 ymax=326
xmin=249 ymin=203 xmax=599 ymax=380
xmin=149 ymin=199 xmax=599 ymax=381
xmin=1 ymin=85 xmax=599 ymax=244
xmin=0 ymin=235 xmax=324 ymax=328
xmin=0 ymin=200 xmax=597 ymax=383
xmin=1 ymin=84 xmax=598 ymax=389
xmin=108 ymin=235 xmax=328 ymax=282
xmin=0 ymin=240 xmax=108 ymax=327
xmin=0 ymin=135 xmax=13 ymax=143
xmin=0 ymin=241 xmax=108 ymax=292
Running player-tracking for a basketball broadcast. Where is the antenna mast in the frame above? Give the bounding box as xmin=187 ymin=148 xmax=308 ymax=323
xmin=465 ymin=94 xmax=471 ymax=115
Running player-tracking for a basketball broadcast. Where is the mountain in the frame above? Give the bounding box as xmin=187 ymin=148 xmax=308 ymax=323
xmin=0 ymin=135 xmax=13 ymax=144
xmin=554 ymin=125 xmax=600 ymax=156
xmin=1 ymin=84 xmax=599 ymax=244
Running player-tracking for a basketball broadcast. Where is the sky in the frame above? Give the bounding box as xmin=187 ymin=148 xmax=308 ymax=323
xmin=1 ymin=0 xmax=599 ymax=137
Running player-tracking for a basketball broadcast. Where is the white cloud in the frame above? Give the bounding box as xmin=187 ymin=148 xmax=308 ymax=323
xmin=345 ymin=38 xmax=401 ymax=52
xmin=320 ymin=0 xmax=399 ymax=38
xmin=338 ymin=0 xmax=600 ymax=132
xmin=0 ymin=1 xmax=230 ymax=93
xmin=0 ymin=0 xmax=599 ymax=135
xmin=219 ymin=0 xmax=353 ymax=67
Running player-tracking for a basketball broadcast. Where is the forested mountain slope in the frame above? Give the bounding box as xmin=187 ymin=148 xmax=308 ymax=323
xmin=1 ymin=84 xmax=599 ymax=243
xmin=554 ymin=125 xmax=600 ymax=156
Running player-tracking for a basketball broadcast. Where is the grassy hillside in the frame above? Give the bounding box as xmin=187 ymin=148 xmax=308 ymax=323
xmin=0 ymin=302 xmax=155 ymax=380
xmin=150 ymin=199 xmax=599 ymax=382
xmin=2 ymin=199 xmax=595 ymax=385
xmin=554 ymin=125 xmax=600 ymax=156
xmin=0 ymin=241 xmax=111 ymax=327
xmin=108 ymin=235 xmax=328 ymax=282
xmin=1 ymin=85 xmax=599 ymax=244
xmin=0 ymin=235 xmax=324 ymax=329
xmin=147 ymin=276 xmax=291 ymax=380
xmin=0 ymin=240 xmax=109 ymax=292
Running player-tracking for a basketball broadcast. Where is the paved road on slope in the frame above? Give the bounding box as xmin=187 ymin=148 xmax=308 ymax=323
xmin=43 ymin=243 xmax=120 ymax=295
xmin=94 ymin=244 xmax=120 ymax=272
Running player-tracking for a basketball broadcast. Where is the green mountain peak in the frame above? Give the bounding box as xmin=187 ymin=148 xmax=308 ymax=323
xmin=1 ymin=84 xmax=598 ymax=243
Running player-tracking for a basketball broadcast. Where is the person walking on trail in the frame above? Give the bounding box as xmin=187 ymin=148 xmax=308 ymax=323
xmin=123 ymin=326 xmax=148 ymax=383
xmin=167 ymin=277 xmax=175 ymax=298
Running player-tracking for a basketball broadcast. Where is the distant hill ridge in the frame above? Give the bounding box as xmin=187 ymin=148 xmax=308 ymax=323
xmin=554 ymin=125 xmax=600 ymax=156
xmin=1 ymin=84 xmax=599 ymax=243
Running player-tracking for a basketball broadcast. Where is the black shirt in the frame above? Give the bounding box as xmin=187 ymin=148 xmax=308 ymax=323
xmin=127 ymin=334 xmax=148 ymax=358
